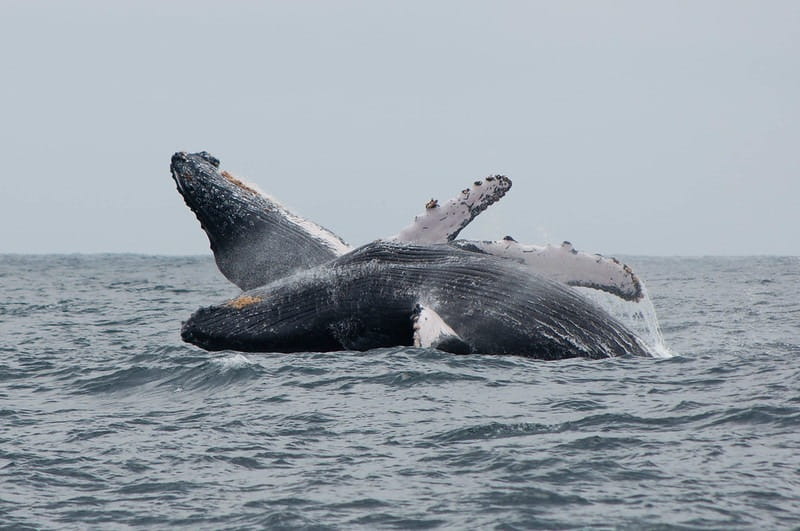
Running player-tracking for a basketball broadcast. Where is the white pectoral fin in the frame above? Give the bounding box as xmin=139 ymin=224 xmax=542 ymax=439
xmin=412 ymin=304 xmax=471 ymax=354
xmin=391 ymin=175 xmax=512 ymax=243
xmin=454 ymin=239 xmax=644 ymax=302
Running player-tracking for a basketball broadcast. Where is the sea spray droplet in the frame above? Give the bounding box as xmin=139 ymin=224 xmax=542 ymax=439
xmin=575 ymin=281 xmax=674 ymax=358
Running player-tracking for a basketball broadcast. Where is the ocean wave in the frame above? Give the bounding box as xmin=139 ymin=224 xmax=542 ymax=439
xmin=3 ymin=255 xmax=800 ymax=528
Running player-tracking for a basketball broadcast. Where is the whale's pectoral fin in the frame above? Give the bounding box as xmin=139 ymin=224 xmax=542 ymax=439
xmin=451 ymin=239 xmax=644 ymax=302
xmin=412 ymin=304 xmax=471 ymax=354
xmin=391 ymin=175 xmax=512 ymax=244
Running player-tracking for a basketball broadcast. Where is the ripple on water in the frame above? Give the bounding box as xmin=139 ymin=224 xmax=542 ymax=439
xmin=2 ymin=255 xmax=800 ymax=528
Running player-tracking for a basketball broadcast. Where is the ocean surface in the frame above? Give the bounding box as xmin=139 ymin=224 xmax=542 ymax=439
xmin=1 ymin=254 xmax=798 ymax=529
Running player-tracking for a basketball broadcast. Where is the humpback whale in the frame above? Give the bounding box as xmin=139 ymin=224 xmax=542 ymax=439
xmin=181 ymin=241 xmax=649 ymax=358
xmin=171 ymin=151 xmax=652 ymax=358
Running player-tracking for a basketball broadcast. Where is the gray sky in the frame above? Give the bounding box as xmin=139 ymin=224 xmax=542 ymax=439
xmin=1 ymin=1 xmax=798 ymax=256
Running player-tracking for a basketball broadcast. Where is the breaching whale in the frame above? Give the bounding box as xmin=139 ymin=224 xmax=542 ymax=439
xmin=171 ymin=151 xmax=652 ymax=358
xmin=181 ymin=241 xmax=649 ymax=358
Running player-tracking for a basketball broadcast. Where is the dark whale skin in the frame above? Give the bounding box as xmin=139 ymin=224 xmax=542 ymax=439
xmin=171 ymin=151 xmax=346 ymax=290
xmin=181 ymin=241 xmax=649 ymax=359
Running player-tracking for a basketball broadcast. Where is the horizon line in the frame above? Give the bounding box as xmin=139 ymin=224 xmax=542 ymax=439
xmin=1 ymin=251 xmax=797 ymax=259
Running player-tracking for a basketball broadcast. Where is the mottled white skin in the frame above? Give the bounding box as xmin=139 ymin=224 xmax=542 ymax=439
xmin=390 ymin=175 xmax=512 ymax=243
xmin=384 ymin=175 xmax=641 ymax=302
xmin=412 ymin=304 xmax=465 ymax=351
xmin=451 ymin=239 xmax=643 ymax=302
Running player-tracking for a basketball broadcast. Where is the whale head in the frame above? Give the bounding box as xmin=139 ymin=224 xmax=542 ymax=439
xmin=170 ymin=151 xmax=273 ymax=284
xmin=170 ymin=151 xmax=347 ymax=290
xmin=170 ymin=151 xmax=264 ymax=238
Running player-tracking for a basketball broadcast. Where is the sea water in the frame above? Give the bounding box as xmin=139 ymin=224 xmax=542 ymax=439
xmin=1 ymin=255 xmax=798 ymax=528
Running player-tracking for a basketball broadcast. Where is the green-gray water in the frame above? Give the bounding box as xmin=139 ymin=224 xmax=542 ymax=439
xmin=1 ymin=255 xmax=798 ymax=528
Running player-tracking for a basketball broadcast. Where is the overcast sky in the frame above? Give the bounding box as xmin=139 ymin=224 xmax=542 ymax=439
xmin=1 ymin=1 xmax=797 ymax=256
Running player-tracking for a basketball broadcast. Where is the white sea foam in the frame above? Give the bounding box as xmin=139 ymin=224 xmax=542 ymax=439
xmin=213 ymin=353 xmax=254 ymax=369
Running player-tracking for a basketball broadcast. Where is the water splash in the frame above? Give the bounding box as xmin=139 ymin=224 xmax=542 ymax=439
xmin=212 ymin=353 xmax=254 ymax=369
xmin=575 ymin=282 xmax=674 ymax=358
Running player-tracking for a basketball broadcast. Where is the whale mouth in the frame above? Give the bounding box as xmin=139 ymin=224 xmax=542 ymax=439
xmin=170 ymin=151 xmax=192 ymax=195
xmin=171 ymin=165 xmax=186 ymax=194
